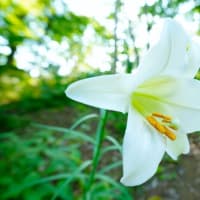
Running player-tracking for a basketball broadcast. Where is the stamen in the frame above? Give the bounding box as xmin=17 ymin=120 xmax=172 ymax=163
xmin=162 ymin=118 xmax=178 ymax=130
xmin=162 ymin=119 xmax=171 ymax=123
xmin=146 ymin=113 xmax=177 ymax=141
xmin=146 ymin=116 xmax=157 ymax=126
xmin=169 ymin=125 xmax=178 ymax=131
xmin=164 ymin=127 xmax=176 ymax=141
xmin=155 ymin=123 xmax=166 ymax=134
xmin=152 ymin=112 xmax=172 ymax=121
xmin=146 ymin=116 xmax=165 ymax=134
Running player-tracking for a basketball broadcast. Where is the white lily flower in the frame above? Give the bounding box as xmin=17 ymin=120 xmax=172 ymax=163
xmin=65 ymin=19 xmax=200 ymax=186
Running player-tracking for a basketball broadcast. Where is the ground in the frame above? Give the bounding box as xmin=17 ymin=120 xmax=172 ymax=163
xmin=1 ymin=103 xmax=200 ymax=200
xmin=24 ymin=106 xmax=200 ymax=200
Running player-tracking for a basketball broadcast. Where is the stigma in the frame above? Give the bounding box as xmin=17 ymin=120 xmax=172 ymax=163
xmin=146 ymin=112 xmax=177 ymax=141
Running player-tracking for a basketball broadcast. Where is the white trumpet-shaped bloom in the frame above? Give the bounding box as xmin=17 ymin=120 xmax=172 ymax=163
xmin=65 ymin=19 xmax=200 ymax=186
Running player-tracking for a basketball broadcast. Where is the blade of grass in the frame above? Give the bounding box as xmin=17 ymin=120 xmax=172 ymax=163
xmin=105 ymin=135 xmax=122 ymax=152
xmin=99 ymin=160 xmax=122 ymax=174
xmin=70 ymin=113 xmax=98 ymax=130
xmin=101 ymin=145 xmax=121 ymax=155
xmin=51 ymin=160 xmax=91 ymax=200
xmin=32 ymin=123 xmax=95 ymax=144
xmin=0 ymin=132 xmax=15 ymax=139
xmin=23 ymin=160 xmax=91 ymax=189
xmin=95 ymin=174 xmax=133 ymax=200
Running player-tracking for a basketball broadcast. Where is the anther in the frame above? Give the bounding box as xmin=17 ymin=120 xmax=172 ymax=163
xmin=146 ymin=116 xmax=157 ymax=126
xmin=146 ymin=116 xmax=165 ymax=134
xmin=152 ymin=112 xmax=172 ymax=121
xmin=155 ymin=123 xmax=166 ymax=134
xmin=146 ymin=113 xmax=177 ymax=141
xmin=162 ymin=119 xmax=171 ymax=123
xmin=164 ymin=127 xmax=176 ymax=141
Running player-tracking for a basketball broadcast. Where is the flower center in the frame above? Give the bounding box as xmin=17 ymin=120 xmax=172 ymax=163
xmin=146 ymin=112 xmax=177 ymax=141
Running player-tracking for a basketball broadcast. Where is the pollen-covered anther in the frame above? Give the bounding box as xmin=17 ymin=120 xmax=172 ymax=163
xmin=146 ymin=114 xmax=176 ymax=141
xmin=146 ymin=116 xmax=166 ymax=134
xmin=152 ymin=112 xmax=172 ymax=121
xmin=146 ymin=116 xmax=157 ymax=126
xmin=164 ymin=126 xmax=176 ymax=141
xmin=162 ymin=119 xmax=171 ymax=123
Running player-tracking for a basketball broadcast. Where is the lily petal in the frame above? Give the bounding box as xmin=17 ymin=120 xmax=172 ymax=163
xmin=163 ymin=78 xmax=200 ymax=108
xmin=161 ymin=78 xmax=200 ymax=133
xmin=166 ymin=133 xmax=190 ymax=160
xmin=65 ymin=74 xmax=137 ymax=113
xmin=138 ymin=19 xmax=199 ymax=80
xmin=168 ymin=106 xmax=200 ymax=134
xmin=120 ymin=108 xmax=165 ymax=186
xmin=136 ymin=76 xmax=200 ymax=133
xmin=187 ymin=42 xmax=200 ymax=78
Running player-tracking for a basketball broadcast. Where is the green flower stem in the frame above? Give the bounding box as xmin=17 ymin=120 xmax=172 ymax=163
xmin=84 ymin=109 xmax=108 ymax=199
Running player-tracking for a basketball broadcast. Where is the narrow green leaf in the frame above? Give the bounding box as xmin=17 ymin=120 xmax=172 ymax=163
xmin=70 ymin=113 xmax=98 ymax=130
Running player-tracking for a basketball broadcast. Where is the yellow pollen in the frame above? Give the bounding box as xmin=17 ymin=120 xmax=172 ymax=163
xmin=146 ymin=116 xmax=165 ymax=134
xmin=162 ymin=119 xmax=171 ymax=123
xmin=152 ymin=112 xmax=172 ymax=121
xmin=164 ymin=127 xmax=176 ymax=141
xmin=146 ymin=113 xmax=176 ymax=141
xmin=155 ymin=122 xmax=166 ymax=134
xmin=146 ymin=116 xmax=157 ymax=126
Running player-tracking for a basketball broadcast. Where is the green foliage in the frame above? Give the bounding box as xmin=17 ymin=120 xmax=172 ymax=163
xmin=0 ymin=114 xmax=132 ymax=200
xmin=193 ymin=4 xmax=200 ymax=13
xmin=0 ymin=0 xmax=110 ymax=77
xmin=47 ymin=12 xmax=89 ymax=42
xmin=0 ymin=114 xmax=30 ymax=131
xmin=0 ymin=69 xmax=64 ymax=104
xmin=139 ymin=0 xmax=191 ymax=18
xmin=0 ymin=0 xmax=38 ymax=43
xmin=0 ymin=129 xmax=84 ymax=199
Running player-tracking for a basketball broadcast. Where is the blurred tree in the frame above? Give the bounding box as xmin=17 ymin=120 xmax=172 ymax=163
xmin=111 ymin=0 xmax=122 ymax=73
xmin=0 ymin=0 xmax=47 ymax=68
xmin=0 ymin=0 xmax=111 ymax=103
xmin=140 ymin=0 xmax=188 ymax=18
xmin=0 ymin=0 xmax=199 ymax=104
xmin=138 ymin=0 xmax=197 ymax=48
